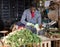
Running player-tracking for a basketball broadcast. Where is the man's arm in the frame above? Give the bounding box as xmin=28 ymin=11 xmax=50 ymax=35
xmin=21 ymin=10 xmax=34 ymax=26
xmin=21 ymin=10 xmax=27 ymax=25
xmin=34 ymin=12 xmax=41 ymax=29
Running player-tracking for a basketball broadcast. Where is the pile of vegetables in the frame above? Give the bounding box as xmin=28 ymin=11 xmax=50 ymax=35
xmin=3 ymin=29 xmax=41 ymax=47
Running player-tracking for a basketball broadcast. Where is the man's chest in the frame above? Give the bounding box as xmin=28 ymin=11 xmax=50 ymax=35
xmin=26 ymin=12 xmax=39 ymax=20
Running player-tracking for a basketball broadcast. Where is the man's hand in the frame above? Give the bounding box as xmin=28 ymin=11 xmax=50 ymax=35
xmin=42 ymin=23 xmax=47 ymax=27
xmin=34 ymin=24 xmax=39 ymax=28
xmin=34 ymin=24 xmax=41 ymax=31
xmin=26 ymin=22 xmax=34 ymax=26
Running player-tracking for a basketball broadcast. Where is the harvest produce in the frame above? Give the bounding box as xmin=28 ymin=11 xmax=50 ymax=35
xmin=3 ymin=29 xmax=41 ymax=47
xmin=45 ymin=28 xmax=60 ymax=38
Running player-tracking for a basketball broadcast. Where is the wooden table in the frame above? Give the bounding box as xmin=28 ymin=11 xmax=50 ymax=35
xmin=39 ymin=36 xmax=60 ymax=47
xmin=38 ymin=35 xmax=51 ymax=47
xmin=0 ymin=31 xmax=8 ymax=36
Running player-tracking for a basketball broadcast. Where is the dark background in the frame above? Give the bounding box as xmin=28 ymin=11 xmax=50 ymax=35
xmin=0 ymin=0 xmax=33 ymax=30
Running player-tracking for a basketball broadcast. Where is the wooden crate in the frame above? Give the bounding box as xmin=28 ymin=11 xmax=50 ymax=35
xmin=51 ymin=40 xmax=60 ymax=47
xmin=51 ymin=38 xmax=60 ymax=47
xmin=20 ymin=41 xmax=51 ymax=47
xmin=38 ymin=36 xmax=51 ymax=47
xmin=41 ymin=41 xmax=51 ymax=47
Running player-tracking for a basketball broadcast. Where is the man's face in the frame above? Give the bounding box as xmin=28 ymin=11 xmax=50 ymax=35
xmin=50 ymin=5 xmax=55 ymax=10
xmin=31 ymin=7 xmax=36 ymax=12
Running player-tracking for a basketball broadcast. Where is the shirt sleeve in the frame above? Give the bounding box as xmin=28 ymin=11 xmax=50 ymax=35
xmin=38 ymin=12 xmax=41 ymax=25
xmin=21 ymin=10 xmax=27 ymax=25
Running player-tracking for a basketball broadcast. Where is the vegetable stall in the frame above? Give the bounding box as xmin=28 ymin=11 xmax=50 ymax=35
xmin=0 ymin=29 xmax=42 ymax=47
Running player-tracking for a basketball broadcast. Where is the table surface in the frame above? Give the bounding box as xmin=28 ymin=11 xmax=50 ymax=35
xmin=39 ymin=35 xmax=50 ymax=41
xmin=0 ymin=31 xmax=8 ymax=33
xmin=39 ymin=35 xmax=60 ymax=41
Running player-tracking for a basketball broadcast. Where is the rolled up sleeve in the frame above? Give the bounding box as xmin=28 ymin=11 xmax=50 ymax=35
xmin=21 ymin=10 xmax=27 ymax=25
xmin=38 ymin=13 xmax=41 ymax=25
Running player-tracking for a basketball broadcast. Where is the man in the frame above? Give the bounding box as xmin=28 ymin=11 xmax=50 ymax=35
xmin=20 ymin=2 xmax=41 ymax=33
xmin=21 ymin=2 xmax=41 ymax=26
xmin=48 ymin=1 xmax=58 ymax=27
xmin=12 ymin=2 xmax=41 ymax=34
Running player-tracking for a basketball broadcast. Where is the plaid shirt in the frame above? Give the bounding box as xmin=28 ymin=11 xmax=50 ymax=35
xmin=21 ymin=9 xmax=41 ymax=25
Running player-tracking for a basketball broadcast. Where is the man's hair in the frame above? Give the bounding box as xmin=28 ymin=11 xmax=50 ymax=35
xmin=30 ymin=2 xmax=37 ymax=7
xmin=49 ymin=1 xmax=56 ymax=6
xmin=49 ymin=1 xmax=56 ymax=10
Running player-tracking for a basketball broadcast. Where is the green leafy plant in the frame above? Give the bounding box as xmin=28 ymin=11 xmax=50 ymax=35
xmin=4 ymin=29 xmax=41 ymax=47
